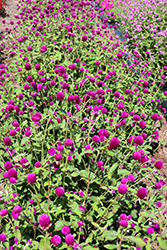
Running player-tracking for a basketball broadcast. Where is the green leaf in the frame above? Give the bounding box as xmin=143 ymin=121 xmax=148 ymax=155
xmin=146 ymin=240 xmax=151 ymax=250
xmin=141 ymin=211 xmax=157 ymax=220
xmin=83 ymin=246 xmax=99 ymax=250
xmin=21 ymin=137 xmax=29 ymax=145
xmin=54 ymin=220 xmax=66 ymax=231
xmin=118 ymin=169 xmax=130 ymax=175
xmin=126 ymin=236 xmax=146 ymax=247
xmin=104 ymin=244 xmax=117 ymax=249
xmin=157 ymin=237 xmax=167 ymax=250
xmin=108 ymin=163 xmax=118 ymax=179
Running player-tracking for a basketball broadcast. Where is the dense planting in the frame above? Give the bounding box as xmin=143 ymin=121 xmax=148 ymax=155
xmin=0 ymin=0 xmax=166 ymax=249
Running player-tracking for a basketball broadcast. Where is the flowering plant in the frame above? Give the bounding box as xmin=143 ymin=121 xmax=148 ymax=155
xmin=0 ymin=0 xmax=6 ymax=13
xmin=0 ymin=0 xmax=166 ymax=249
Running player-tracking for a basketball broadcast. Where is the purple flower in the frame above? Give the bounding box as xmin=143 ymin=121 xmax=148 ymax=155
xmin=4 ymin=137 xmax=11 ymax=146
xmin=55 ymin=186 xmax=65 ymax=196
xmin=109 ymin=137 xmax=119 ymax=149
xmin=0 ymin=234 xmax=6 ymax=242
xmin=65 ymin=234 xmax=75 ymax=247
xmin=82 ymin=35 xmax=87 ymax=41
xmin=51 ymin=235 xmax=61 ymax=246
xmin=147 ymin=227 xmax=154 ymax=234
xmin=64 ymin=138 xmax=73 ymax=146
xmin=118 ymin=184 xmax=127 ymax=194
xmin=119 ymin=220 xmax=128 ymax=227
xmin=132 ymin=152 xmax=141 ymax=160
xmin=48 ymin=148 xmax=56 ymax=156
xmin=56 ymin=92 xmax=65 ymax=101
xmin=137 ymin=187 xmax=147 ymax=199
xmin=38 ymin=214 xmax=51 ymax=230
xmin=134 ymin=135 xmax=144 ymax=145
xmin=0 ymin=209 xmax=8 ymax=217
xmin=27 ymin=173 xmax=36 ymax=184
xmin=154 ymin=161 xmax=163 ymax=170
xmin=61 ymin=226 xmax=70 ymax=235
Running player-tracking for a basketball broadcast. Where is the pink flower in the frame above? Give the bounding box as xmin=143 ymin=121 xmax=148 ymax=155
xmin=27 ymin=173 xmax=36 ymax=183
xmin=85 ymin=144 xmax=93 ymax=156
xmin=119 ymin=220 xmax=128 ymax=227
xmin=38 ymin=214 xmax=51 ymax=230
xmin=64 ymin=138 xmax=73 ymax=146
xmin=154 ymin=161 xmax=163 ymax=170
xmin=0 ymin=234 xmax=6 ymax=242
xmin=82 ymin=35 xmax=87 ymax=41
xmin=65 ymin=234 xmax=75 ymax=247
xmin=4 ymin=161 xmax=12 ymax=171
xmin=147 ymin=227 xmax=154 ymax=234
xmin=109 ymin=137 xmax=119 ymax=149
xmin=134 ymin=135 xmax=144 ymax=145
xmin=118 ymin=184 xmax=127 ymax=194
xmin=79 ymin=206 xmax=85 ymax=211
xmin=55 ymin=186 xmax=65 ymax=196
xmin=61 ymin=226 xmax=70 ymax=235
xmin=51 ymin=235 xmax=61 ymax=246
xmin=132 ymin=152 xmax=141 ymax=160
xmin=137 ymin=187 xmax=147 ymax=199
xmin=55 ymin=153 xmax=62 ymax=161
xmin=56 ymin=92 xmax=65 ymax=101
xmin=0 ymin=209 xmax=8 ymax=217
xmin=48 ymin=148 xmax=56 ymax=156
xmin=78 ymin=221 xmax=84 ymax=227
xmin=4 ymin=137 xmax=11 ymax=146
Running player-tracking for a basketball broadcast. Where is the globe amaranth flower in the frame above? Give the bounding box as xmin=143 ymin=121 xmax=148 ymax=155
xmin=85 ymin=144 xmax=93 ymax=156
xmin=147 ymin=227 xmax=154 ymax=234
xmin=55 ymin=186 xmax=65 ymax=196
xmin=0 ymin=234 xmax=6 ymax=242
xmin=51 ymin=235 xmax=61 ymax=246
xmin=61 ymin=226 xmax=70 ymax=235
xmin=78 ymin=221 xmax=84 ymax=227
xmin=118 ymin=184 xmax=127 ymax=194
xmin=134 ymin=135 xmax=144 ymax=145
xmin=109 ymin=137 xmax=119 ymax=149
xmin=4 ymin=137 xmax=11 ymax=146
xmin=27 ymin=173 xmax=36 ymax=183
xmin=0 ymin=209 xmax=8 ymax=217
xmin=154 ymin=160 xmax=163 ymax=170
xmin=4 ymin=161 xmax=12 ymax=171
xmin=12 ymin=205 xmax=22 ymax=219
xmin=56 ymin=92 xmax=65 ymax=101
xmin=132 ymin=151 xmax=141 ymax=160
xmin=137 ymin=187 xmax=147 ymax=199
xmin=119 ymin=220 xmax=128 ymax=227
xmin=64 ymin=138 xmax=73 ymax=146
xmin=48 ymin=148 xmax=55 ymax=156
xmin=82 ymin=35 xmax=87 ymax=41
xmin=38 ymin=214 xmax=51 ymax=230
xmin=127 ymin=174 xmax=135 ymax=182
xmin=55 ymin=153 xmax=62 ymax=161
xmin=65 ymin=234 xmax=75 ymax=247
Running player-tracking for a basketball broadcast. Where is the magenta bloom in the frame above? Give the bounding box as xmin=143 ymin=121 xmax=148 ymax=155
xmin=0 ymin=234 xmax=6 ymax=242
xmin=55 ymin=153 xmax=62 ymax=161
xmin=38 ymin=214 xmax=51 ymax=230
xmin=154 ymin=161 xmax=163 ymax=170
xmin=65 ymin=234 xmax=75 ymax=247
xmin=119 ymin=220 xmax=128 ymax=227
xmin=0 ymin=209 xmax=8 ymax=217
xmin=78 ymin=221 xmax=84 ymax=227
xmin=51 ymin=235 xmax=61 ymax=246
xmin=34 ymin=162 xmax=41 ymax=168
xmin=127 ymin=174 xmax=135 ymax=182
xmin=55 ymin=186 xmax=65 ymax=196
xmin=132 ymin=152 xmax=141 ymax=160
xmin=4 ymin=137 xmax=11 ymax=146
xmin=118 ymin=184 xmax=127 ymax=194
xmin=61 ymin=226 xmax=70 ymax=235
xmin=137 ymin=187 xmax=147 ymax=199
xmin=79 ymin=206 xmax=86 ymax=211
xmin=147 ymin=227 xmax=154 ymax=234
xmin=64 ymin=138 xmax=73 ymax=146
xmin=48 ymin=148 xmax=56 ymax=156
xmin=25 ymin=63 xmax=31 ymax=70
xmin=82 ymin=35 xmax=87 ymax=41
xmin=56 ymin=92 xmax=65 ymax=101
xmin=27 ymin=173 xmax=36 ymax=183
xmin=134 ymin=135 xmax=144 ymax=145
xmin=85 ymin=144 xmax=93 ymax=156
xmin=109 ymin=137 xmax=119 ymax=149
xmin=4 ymin=161 xmax=12 ymax=171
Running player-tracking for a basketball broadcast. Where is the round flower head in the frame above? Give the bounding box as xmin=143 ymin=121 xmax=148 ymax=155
xmin=61 ymin=226 xmax=70 ymax=235
xmin=27 ymin=173 xmax=36 ymax=183
xmin=78 ymin=221 xmax=84 ymax=227
xmin=82 ymin=35 xmax=87 ymax=41
xmin=55 ymin=186 xmax=65 ymax=196
xmin=4 ymin=161 xmax=12 ymax=171
xmin=137 ymin=187 xmax=147 ymax=199
xmin=65 ymin=234 xmax=75 ymax=247
xmin=48 ymin=148 xmax=56 ymax=156
xmin=127 ymin=174 xmax=135 ymax=182
xmin=120 ymin=214 xmax=127 ymax=220
xmin=51 ymin=235 xmax=61 ymax=246
xmin=25 ymin=63 xmax=31 ymax=70
xmin=109 ymin=137 xmax=119 ymax=149
xmin=147 ymin=227 xmax=154 ymax=234
xmin=64 ymin=138 xmax=73 ymax=146
xmin=34 ymin=162 xmax=41 ymax=168
xmin=154 ymin=161 xmax=163 ymax=170
xmin=132 ymin=152 xmax=141 ymax=160
xmin=55 ymin=153 xmax=62 ymax=161
xmin=85 ymin=144 xmax=93 ymax=156
xmin=4 ymin=137 xmax=11 ymax=146
xmin=0 ymin=234 xmax=6 ymax=242
xmin=134 ymin=135 xmax=144 ymax=145
xmin=38 ymin=214 xmax=51 ymax=230
xmin=118 ymin=184 xmax=127 ymax=194
xmin=0 ymin=209 xmax=8 ymax=217
xmin=56 ymin=92 xmax=65 ymax=101
xmin=119 ymin=220 xmax=128 ymax=227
